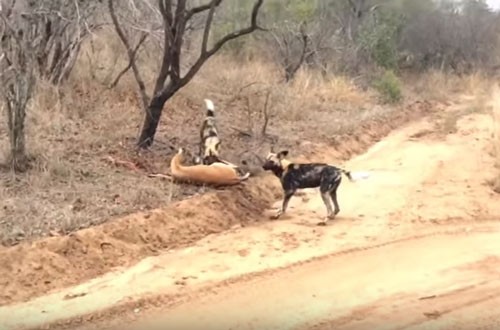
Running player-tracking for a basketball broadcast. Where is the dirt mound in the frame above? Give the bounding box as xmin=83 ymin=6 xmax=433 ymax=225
xmin=0 ymin=99 xmax=436 ymax=306
xmin=0 ymin=178 xmax=278 ymax=305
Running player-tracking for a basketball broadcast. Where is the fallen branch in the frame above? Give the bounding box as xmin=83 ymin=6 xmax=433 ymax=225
xmin=148 ymin=173 xmax=173 ymax=180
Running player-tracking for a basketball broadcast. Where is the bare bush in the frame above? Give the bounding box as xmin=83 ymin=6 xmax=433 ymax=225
xmin=34 ymin=0 xmax=103 ymax=84
xmin=269 ymin=21 xmax=310 ymax=82
xmin=0 ymin=0 xmax=100 ymax=172
xmin=400 ymin=0 xmax=500 ymax=73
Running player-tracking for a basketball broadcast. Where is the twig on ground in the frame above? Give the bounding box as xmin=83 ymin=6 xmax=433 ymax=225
xmin=148 ymin=173 xmax=173 ymax=180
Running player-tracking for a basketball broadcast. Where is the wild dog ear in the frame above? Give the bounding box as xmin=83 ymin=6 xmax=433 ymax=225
xmin=277 ymin=150 xmax=289 ymax=159
xmin=215 ymin=141 xmax=221 ymax=149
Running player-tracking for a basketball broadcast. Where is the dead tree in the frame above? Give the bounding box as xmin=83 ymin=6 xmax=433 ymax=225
xmin=0 ymin=1 xmax=37 ymax=172
xmin=108 ymin=0 xmax=266 ymax=149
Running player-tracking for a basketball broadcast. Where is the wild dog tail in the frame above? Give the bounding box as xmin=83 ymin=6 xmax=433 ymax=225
xmin=339 ymin=168 xmax=354 ymax=181
xmin=204 ymin=99 xmax=215 ymax=117
xmin=341 ymin=168 xmax=371 ymax=182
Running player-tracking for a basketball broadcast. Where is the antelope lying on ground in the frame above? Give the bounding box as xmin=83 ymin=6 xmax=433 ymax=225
xmin=171 ymin=147 xmax=250 ymax=186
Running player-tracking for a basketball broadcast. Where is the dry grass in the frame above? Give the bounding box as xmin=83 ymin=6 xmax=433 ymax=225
xmin=402 ymin=69 xmax=495 ymax=137
xmin=0 ymin=79 xmax=185 ymax=245
xmin=491 ymin=85 xmax=500 ymax=193
xmin=407 ymin=70 xmax=492 ymax=103
xmin=0 ymin=31 xmax=446 ymax=246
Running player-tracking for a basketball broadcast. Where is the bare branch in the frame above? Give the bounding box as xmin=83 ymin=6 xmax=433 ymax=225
xmin=180 ymin=0 xmax=265 ymax=87
xmin=185 ymin=0 xmax=223 ymax=21
xmin=285 ymin=22 xmax=309 ymax=82
xmin=109 ymin=32 xmax=148 ymax=89
xmin=260 ymin=89 xmax=272 ymax=137
xmin=153 ymin=0 xmax=174 ymax=93
xmin=108 ymin=0 xmax=149 ymax=110
xmin=200 ymin=0 xmax=218 ymax=53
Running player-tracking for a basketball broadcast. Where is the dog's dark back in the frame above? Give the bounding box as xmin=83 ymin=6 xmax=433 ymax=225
xmin=283 ymin=163 xmax=332 ymax=188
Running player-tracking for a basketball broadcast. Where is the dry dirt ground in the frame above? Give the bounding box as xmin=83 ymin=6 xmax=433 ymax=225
xmin=1 ymin=96 xmax=500 ymax=330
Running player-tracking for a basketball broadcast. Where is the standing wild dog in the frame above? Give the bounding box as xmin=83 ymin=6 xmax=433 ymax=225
xmin=262 ymin=150 xmax=357 ymax=225
xmin=197 ymin=98 xmax=222 ymax=165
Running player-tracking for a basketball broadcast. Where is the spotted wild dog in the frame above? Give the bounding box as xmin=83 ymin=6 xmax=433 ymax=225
xmin=195 ymin=98 xmax=242 ymax=170
xmin=171 ymin=147 xmax=250 ymax=186
xmin=262 ymin=149 xmax=367 ymax=225
xmin=196 ymin=98 xmax=222 ymax=165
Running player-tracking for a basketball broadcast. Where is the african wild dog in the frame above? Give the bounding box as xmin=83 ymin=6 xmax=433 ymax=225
xmin=196 ymin=99 xmax=222 ymax=165
xmin=195 ymin=98 xmax=242 ymax=170
xmin=262 ymin=150 xmax=355 ymax=225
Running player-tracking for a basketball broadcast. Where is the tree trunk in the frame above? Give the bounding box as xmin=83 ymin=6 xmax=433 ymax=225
xmin=9 ymin=107 xmax=29 ymax=172
xmin=137 ymin=92 xmax=173 ymax=148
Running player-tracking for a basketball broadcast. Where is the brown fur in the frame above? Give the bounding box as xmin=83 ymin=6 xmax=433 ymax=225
xmin=171 ymin=148 xmax=250 ymax=186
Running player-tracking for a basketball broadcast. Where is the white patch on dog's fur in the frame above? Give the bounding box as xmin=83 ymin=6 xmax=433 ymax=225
xmin=349 ymin=171 xmax=371 ymax=182
xmin=204 ymin=99 xmax=214 ymax=112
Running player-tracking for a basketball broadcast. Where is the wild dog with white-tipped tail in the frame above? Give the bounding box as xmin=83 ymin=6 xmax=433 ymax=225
xmin=262 ymin=149 xmax=369 ymax=225
xmin=196 ymin=99 xmax=222 ymax=165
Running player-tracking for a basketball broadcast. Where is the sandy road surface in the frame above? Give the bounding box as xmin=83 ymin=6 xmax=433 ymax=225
xmin=2 ymin=104 xmax=500 ymax=330
xmin=132 ymin=228 xmax=500 ymax=330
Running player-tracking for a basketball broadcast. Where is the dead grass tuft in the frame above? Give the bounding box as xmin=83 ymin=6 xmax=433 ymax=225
xmin=407 ymin=70 xmax=492 ymax=103
xmin=491 ymin=84 xmax=500 ymax=193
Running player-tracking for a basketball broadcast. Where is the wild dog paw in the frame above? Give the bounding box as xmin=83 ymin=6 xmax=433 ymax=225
xmin=327 ymin=213 xmax=336 ymax=220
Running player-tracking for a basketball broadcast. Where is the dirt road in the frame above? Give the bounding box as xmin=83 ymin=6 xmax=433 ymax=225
xmin=1 ymin=101 xmax=500 ymax=330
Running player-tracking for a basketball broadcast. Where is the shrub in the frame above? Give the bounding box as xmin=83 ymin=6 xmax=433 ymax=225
xmin=374 ymin=70 xmax=402 ymax=103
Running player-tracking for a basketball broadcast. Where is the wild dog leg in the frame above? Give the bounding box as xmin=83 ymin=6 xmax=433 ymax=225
xmin=329 ymin=175 xmax=342 ymax=217
xmin=330 ymin=190 xmax=340 ymax=216
xmin=272 ymin=189 xmax=295 ymax=219
xmin=320 ymin=192 xmax=335 ymax=219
